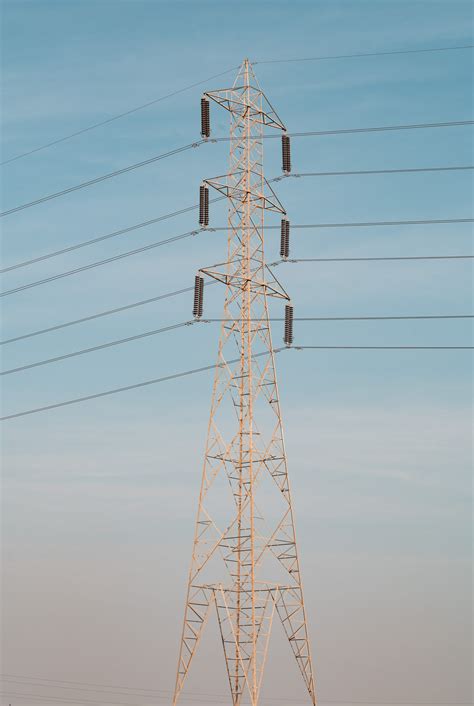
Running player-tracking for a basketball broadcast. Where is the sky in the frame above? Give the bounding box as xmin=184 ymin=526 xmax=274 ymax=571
xmin=0 ymin=0 xmax=473 ymax=705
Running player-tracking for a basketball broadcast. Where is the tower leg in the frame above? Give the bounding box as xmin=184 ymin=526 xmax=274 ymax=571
xmin=173 ymin=586 xmax=215 ymax=705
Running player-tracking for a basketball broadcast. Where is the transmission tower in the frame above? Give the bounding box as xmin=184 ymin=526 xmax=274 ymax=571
xmin=173 ymin=59 xmax=316 ymax=706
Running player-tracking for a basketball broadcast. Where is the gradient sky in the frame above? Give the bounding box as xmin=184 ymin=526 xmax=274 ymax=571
xmin=1 ymin=1 xmax=473 ymax=705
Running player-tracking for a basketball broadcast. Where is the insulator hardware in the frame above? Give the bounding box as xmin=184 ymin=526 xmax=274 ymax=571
xmin=193 ymin=275 xmax=204 ymax=318
xmin=280 ymin=219 xmax=290 ymax=259
xmin=284 ymin=304 xmax=294 ymax=346
xmin=199 ymin=185 xmax=209 ymax=227
xmin=201 ymin=97 xmax=210 ymax=138
xmin=282 ymin=133 xmax=291 ymax=173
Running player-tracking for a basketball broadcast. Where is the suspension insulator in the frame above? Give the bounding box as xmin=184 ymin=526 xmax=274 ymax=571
xmin=199 ymin=185 xmax=209 ymax=226
xmin=280 ymin=218 xmax=290 ymax=259
xmin=282 ymin=133 xmax=291 ymax=173
xmin=201 ymin=97 xmax=210 ymax=138
xmin=193 ymin=275 xmax=204 ymax=318
xmin=284 ymin=304 xmax=294 ymax=346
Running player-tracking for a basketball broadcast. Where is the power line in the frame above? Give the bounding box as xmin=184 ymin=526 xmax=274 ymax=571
xmin=283 ymin=120 xmax=474 ymax=138
xmin=0 ymin=689 xmax=229 ymax=706
xmin=0 ymin=676 xmax=193 ymax=703
xmin=215 ymin=119 xmax=474 ymax=141
xmin=0 ymin=204 xmax=204 ymax=274
xmin=2 ymin=120 xmax=473 ymax=218
xmin=2 ymin=304 xmax=470 ymax=348
xmin=0 ymin=228 xmax=203 ymax=298
xmin=2 ymin=689 xmax=469 ymax=706
xmin=1 ymin=675 xmax=471 ymax=706
xmin=0 ymin=142 xmax=206 ymax=218
xmin=0 ymin=691 xmax=470 ymax=706
xmin=203 ymin=315 xmax=474 ymax=321
xmin=3 ymin=313 xmax=472 ymax=375
xmin=0 ymin=66 xmax=238 ymax=166
xmin=2 ymin=345 xmax=472 ymax=422
xmin=293 ymin=345 xmax=474 ymax=350
xmin=2 ymin=219 xmax=472 ymax=299
xmin=278 ymin=254 xmax=474 ymax=263
xmin=234 ymin=218 xmax=474 ymax=229
xmin=0 ymin=284 xmax=205 ymax=345
xmin=3 ymin=43 xmax=472 ymax=167
xmin=0 ymin=349 xmax=285 ymax=422
xmin=1 ymin=192 xmax=226 ymax=274
xmin=0 ymin=689 xmax=145 ymax=706
xmin=254 ymin=43 xmax=474 ymax=64
xmin=273 ymin=165 xmax=474 ymax=179
xmin=0 ymin=677 xmax=170 ymax=701
xmin=1 ymin=321 xmax=195 ymax=376
xmin=3 ymin=178 xmax=473 ymax=276
xmin=0 ymin=675 xmax=238 ymax=704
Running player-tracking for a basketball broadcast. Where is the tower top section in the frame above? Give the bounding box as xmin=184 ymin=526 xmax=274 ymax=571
xmin=203 ymin=60 xmax=287 ymax=131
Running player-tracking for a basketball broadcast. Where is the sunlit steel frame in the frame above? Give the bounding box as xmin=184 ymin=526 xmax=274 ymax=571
xmin=173 ymin=59 xmax=317 ymax=706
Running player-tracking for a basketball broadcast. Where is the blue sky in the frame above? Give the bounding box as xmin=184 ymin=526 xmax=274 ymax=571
xmin=1 ymin=1 xmax=473 ymax=705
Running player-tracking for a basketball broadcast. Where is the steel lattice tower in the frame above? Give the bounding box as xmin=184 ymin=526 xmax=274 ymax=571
xmin=173 ymin=59 xmax=316 ymax=706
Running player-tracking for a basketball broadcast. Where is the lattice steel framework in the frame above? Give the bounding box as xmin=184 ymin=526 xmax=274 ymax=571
xmin=173 ymin=59 xmax=317 ymax=706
